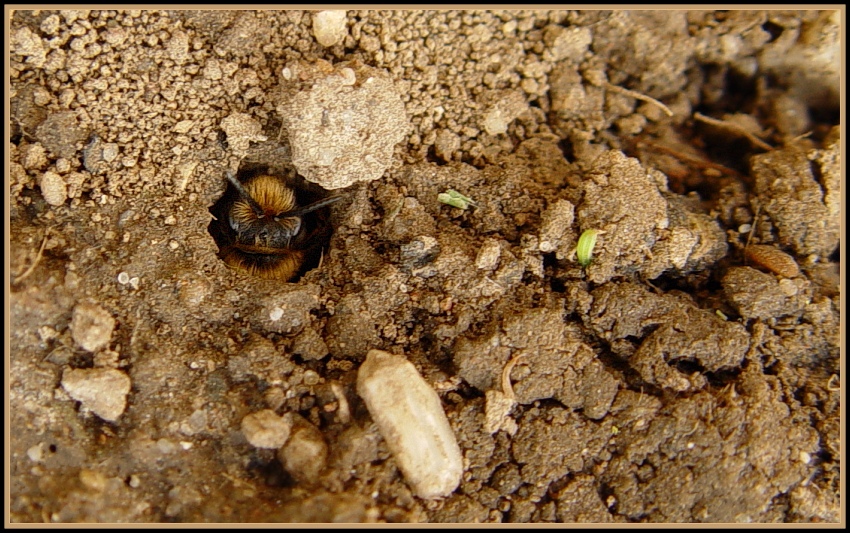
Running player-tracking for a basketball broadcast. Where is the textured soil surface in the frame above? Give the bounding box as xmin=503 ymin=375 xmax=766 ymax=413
xmin=8 ymin=9 xmax=841 ymax=523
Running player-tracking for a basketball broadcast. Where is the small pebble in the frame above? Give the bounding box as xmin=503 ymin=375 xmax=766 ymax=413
xmin=400 ymin=236 xmax=440 ymax=268
xmin=27 ymin=443 xmax=45 ymax=463
xmin=303 ymin=370 xmax=321 ymax=386
xmin=39 ymin=171 xmax=68 ymax=206
xmin=61 ymin=367 xmax=131 ymax=422
xmin=117 ymin=271 xmax=130 ymax=284
xmin=312 ymin=10 xmax=348 ymax=47
xmin=70 ymin=302 xmax=115 ymax=352
xmin=241 ymin=410 xmax=292 ymax=449
xmin=277 ymin=414 xmax=328 ymax=484
xmin=21 ymin=144 xmax=48 ymax=171
xmin=475 ymin=239 xmax=501 ymax=271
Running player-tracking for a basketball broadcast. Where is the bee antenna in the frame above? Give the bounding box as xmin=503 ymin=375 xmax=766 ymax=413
xmin=283 ymin=195 xmax=343 ymax=218
xmin=226 ymin=172 xmax=265 ymax=217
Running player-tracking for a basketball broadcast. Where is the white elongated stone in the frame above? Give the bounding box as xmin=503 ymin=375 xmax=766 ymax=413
xmin=356 ymin=349 xmax=463 ymax=499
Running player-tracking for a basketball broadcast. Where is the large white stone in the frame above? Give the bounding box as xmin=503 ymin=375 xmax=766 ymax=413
xmin=356 ymin=349 xmax=463 ymax=499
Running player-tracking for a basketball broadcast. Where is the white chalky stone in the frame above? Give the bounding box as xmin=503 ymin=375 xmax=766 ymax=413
xmin=61 ymin=368 xmax=131 ymax=422
xmin=357 ymin=349 xmax=463 ymax=499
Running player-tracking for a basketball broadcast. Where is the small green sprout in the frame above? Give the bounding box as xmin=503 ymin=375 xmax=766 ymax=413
xmin=438 ymin=189 xmax=476 ymax=210
xmin=576 ymin=229 xmax=603 ymax=267
xmin=715 ymin=309 xmax=728 ymax=321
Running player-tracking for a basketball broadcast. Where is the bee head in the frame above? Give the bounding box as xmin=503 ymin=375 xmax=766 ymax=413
xmin=226 ymin=173 xmax=341 ymax=249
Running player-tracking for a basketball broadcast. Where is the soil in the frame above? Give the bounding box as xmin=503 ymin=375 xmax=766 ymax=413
xmin=8 ymin=9 xmax=842 ymax=524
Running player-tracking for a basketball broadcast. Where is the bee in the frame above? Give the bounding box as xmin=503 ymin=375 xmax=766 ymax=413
xmin=213 ymin=171 xmax=340 ymax=281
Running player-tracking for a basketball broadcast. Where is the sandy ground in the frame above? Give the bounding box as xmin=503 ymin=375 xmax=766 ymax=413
xmin=8 ymin=9 xmax=842 ymax=523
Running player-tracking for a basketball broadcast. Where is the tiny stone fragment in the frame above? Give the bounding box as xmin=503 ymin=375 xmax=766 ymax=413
xmin=39 ymin=171 xmax=67 ymax=206
xmin=479 ymin=89 xmax=529 ymax=136
xmin=61 ymin=368 xmax=131 ymax=422
xmin=400 ymin=235 xmax=440 ymax=269
xmin=475 ymin=239 xmax=501 ymax=271
xmin=312 ymin=10 xmax=348 ymax=47
xmin=484 ymin=389 xmax=518 ymax=435
xmin=241 ymin=409 xmax=292 ymax=449
xmin=357 ymin=349 xmax=463 ymax=499
xmin=277 ymin=413 xmax=328 ymax=484
xmin=20 ymin=143 xmax=48 ymax=171
xmin=70 ymin=302 xmax=115 ymax=352
xmin=11 ymin=26 xmax=46 ymax=67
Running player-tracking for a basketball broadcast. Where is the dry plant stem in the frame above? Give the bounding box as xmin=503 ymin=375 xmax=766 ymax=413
xmin=693 ymin=112 xmax=774 ymax=151
xmin=637 ymin=140 xmax=742 ymax=178
xmin=501 ymin=353 xmax=527 ymax=400
xmin=13 ymin=229 xmax=49 ymax=283
xmin=604 ymin=82 xmax=674 ymax=117
xmin=744 ymin=203 xmax=762 ymax=254
xmin=826 ymin=374 xmax=840 ymax=391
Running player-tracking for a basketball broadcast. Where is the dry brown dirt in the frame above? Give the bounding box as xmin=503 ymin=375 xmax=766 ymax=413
xmin=8 ymin=9 xmax=842 ymax=523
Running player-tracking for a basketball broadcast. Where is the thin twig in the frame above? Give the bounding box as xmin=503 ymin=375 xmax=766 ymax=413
xmin=604 ymin=82 xmax=673 ymax=117
xmin=744 ymin=202 xmax=761 ymax=255
xmin=827 ymin=374 xmax=840 ymax=392
xmin=13 ymin=229 xmax=49 ymax=283
xmin=501 ymin=353 xmax=527 ymax=400
xmin=638 ymin=140 xmax=742 ymax=178
xmin=693 ymin=112 xmax=774 ymax=151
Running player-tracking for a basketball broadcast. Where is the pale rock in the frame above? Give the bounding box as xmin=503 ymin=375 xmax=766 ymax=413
xmin=356 ymin=349 xmax=463 ymax=499
xmin=39 ymin=171 xmax=67 ymax=206
xmin=61 ymin=368 xmax=131 ymax=422
xmin=70 ymin=302 xmax=115 ymax=352
xmin=277 ymin=413 xmax=328 ymax=483
xmin=241 ymin=409 xmax=291 ymax=449
xmin=312 ymin=10 xmax=348 ymax=47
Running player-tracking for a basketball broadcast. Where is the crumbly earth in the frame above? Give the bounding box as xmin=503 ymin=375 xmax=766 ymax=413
xmin=8 ymin=9 xmax=841 ymax=523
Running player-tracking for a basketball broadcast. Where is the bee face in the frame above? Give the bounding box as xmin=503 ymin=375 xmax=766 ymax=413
xmin=228 ymin=174 xmax=302 ymax=248
xmin=210 ymin=171 xmax=340 ymax=281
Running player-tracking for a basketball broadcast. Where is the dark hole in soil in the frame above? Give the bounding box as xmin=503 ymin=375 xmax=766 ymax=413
xmin=598 ymin=481 xmax=616 ymax=513
xmin=761 ymin=20 xmax=785 ymax=43
xmin=208 ymin=165 xmax=338 ymax=282
xmin=671 ymin=358 xmax=704 ymax=376
xmin=247 ymin=455 xmax=292 ymax=488
xmin=557 ymin=137 xmax=576 ymax=163
xmin=704 ymin=366 xmax=742 ymax=387
xmin=828 ymin=245 xmax=839 ymax=263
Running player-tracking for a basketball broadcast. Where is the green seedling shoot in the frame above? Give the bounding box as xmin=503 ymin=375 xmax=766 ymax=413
xmin=576 ymin=229 xmax=603 ymax=267
xmin=438 ymin=189 xmax=476 ymax=210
